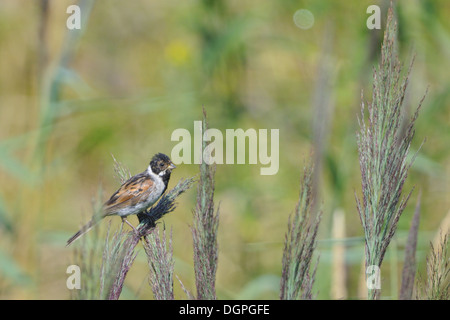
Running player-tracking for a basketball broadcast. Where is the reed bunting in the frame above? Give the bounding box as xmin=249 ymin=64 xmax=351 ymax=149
xmin=66 ymin=153 xmax=176 ymax=246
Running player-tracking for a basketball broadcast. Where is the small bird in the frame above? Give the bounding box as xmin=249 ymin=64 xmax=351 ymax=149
xmin=66 ymin=153 xmax=176 ymax=247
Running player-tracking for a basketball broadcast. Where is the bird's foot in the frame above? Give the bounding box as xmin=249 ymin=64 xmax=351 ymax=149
xmin=122 ymin=217 xmax=140 ymax=237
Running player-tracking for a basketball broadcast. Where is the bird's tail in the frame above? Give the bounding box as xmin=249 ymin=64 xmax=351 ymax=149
xmin=66 ymin=218 xmax=99 ymax=247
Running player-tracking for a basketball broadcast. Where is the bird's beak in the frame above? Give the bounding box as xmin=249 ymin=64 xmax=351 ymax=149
xmin=169 ymin=162 xmax=176 ymax=170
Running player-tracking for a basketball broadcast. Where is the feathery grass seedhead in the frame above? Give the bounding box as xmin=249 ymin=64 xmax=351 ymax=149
xmin=143 ymin=227 xmax=175 ymax=300
xmin=71 ymin=224 xmax=103 ymax=300
xmin=280 ymin=159 xmax=321 ymax=300
xmin=416 ymin=230 xmax=449 ymax=300
xmin=355 ymin=6 xmax=426 ymax=300
xmin=100 ymin=225 xmax=138 ymax=300
xmin=112 ymin=154 xmax=132 ymax=184
xmin=192 ymin=108 xmax=220 ymax=300
xmin=71 ymin=222 xmax=137 ymax=300
xmin=134 ymin=177 xmax=194 ymax=300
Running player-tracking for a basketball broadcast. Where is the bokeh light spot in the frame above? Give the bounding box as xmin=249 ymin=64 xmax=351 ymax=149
xmin=293 ymin=9 xmax=314 ymax=30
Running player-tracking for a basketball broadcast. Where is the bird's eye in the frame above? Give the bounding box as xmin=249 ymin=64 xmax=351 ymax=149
xmin=159 ymin=163 xmax=164 ymax=168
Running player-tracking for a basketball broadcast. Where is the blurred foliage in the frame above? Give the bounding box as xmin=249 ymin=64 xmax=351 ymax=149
xmin=0 ymin=0 xmax=449 ymax=299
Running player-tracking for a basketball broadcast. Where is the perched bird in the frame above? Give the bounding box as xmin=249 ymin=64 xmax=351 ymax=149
xmin=66 ymin=153 xmax=176 ymax=247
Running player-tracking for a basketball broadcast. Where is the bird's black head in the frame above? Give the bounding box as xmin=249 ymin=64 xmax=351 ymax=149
xmin=149 ymin=153 xmax=176 ymax=176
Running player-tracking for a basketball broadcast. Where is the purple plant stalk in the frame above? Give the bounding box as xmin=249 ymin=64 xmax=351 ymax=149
xmin=192 ymin=108 xmax=220 ymax=300
xmin=280 ymin=159 xmax=321 ymax=300
xmin=101 ymin=227 xmax=138 ymax=300
xmin=355 ymin=6 xmax=427 ymax=300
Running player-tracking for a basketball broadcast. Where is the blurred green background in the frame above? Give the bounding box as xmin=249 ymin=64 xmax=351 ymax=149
xmin=0 ymin=0 xmax=449 ymax=299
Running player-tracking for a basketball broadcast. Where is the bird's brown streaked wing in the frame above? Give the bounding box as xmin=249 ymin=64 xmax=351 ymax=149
xmin=103 ymin=173 xmax=155 ymax=216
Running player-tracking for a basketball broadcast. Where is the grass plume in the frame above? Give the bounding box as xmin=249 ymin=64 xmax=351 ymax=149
xmin=355 ymin=6 xmax=426 ymax=299
xmin=100 ymin=225 xmax=138 ymax=300
xmin=70 ymin=225 xmax=103 ymax=300
xmin=416 ymin=230 xmax=449 ymax=300
xmin=416 ymin=230 xmax=450 ymax=300
xmin=280 ymin=159 xmax=321 ymax=300
xmin=191 ymin=108 xmax=220 ymax=300
xmin=143 ymin=227 xmax=175 ymax=300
